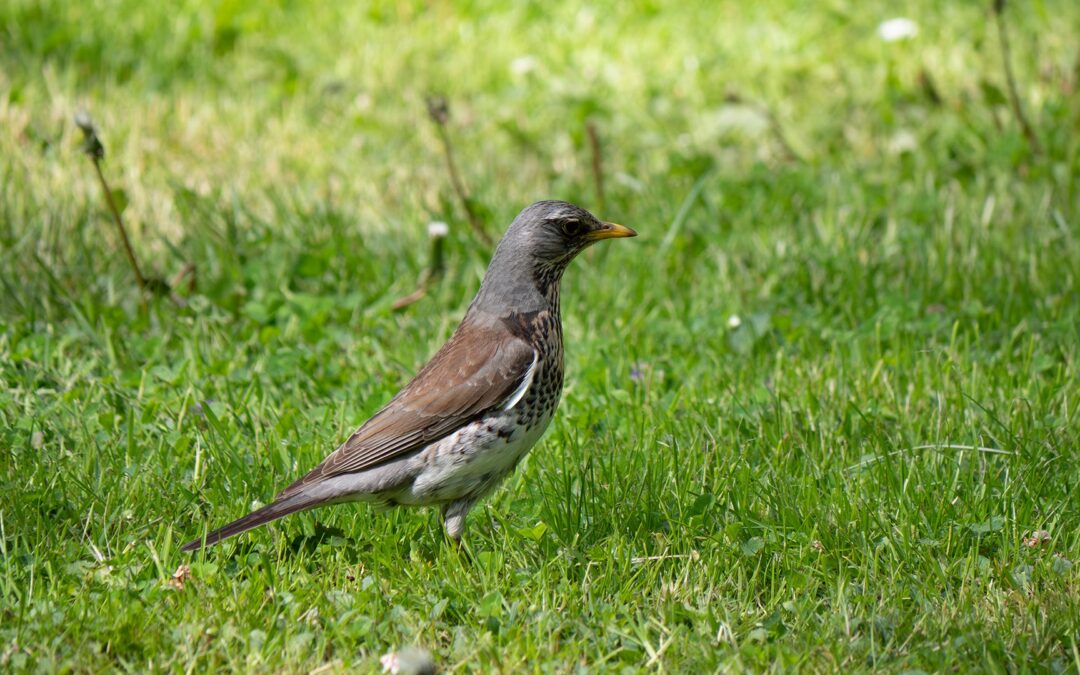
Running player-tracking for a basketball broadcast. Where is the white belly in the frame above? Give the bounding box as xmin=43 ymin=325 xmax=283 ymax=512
xmin=402 ymin=407 xmax=555 ymax=504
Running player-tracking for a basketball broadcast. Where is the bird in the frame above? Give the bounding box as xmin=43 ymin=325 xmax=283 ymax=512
xmin=181 ymin=201 xmax=636 ymax=551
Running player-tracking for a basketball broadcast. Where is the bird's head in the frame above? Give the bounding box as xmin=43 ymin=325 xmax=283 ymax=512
xmin=508 ymin=200 xmax=637 ymax=265
xmin=474 ymin=201 xmax=636 ymax=311
xmin=498 ymin=199 xmax=636 ymax=267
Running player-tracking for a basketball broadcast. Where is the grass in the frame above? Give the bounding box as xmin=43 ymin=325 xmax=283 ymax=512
xmin=2 ymin=0 xmax=1079 ymax=671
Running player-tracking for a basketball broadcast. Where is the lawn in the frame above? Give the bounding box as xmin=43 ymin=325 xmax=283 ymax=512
xmin=1 ymin=0 xmax=1078 ymax=671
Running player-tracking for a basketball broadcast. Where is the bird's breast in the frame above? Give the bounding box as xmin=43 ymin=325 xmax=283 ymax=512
xmin=405 ymin=388 xmax=559 ymax=505
xmin=398 ymin=309 xmax=566 ymax=506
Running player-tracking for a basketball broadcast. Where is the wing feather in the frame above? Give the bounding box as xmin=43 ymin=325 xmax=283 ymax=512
xmin=276 ymin=318 xmax=537 ymax=499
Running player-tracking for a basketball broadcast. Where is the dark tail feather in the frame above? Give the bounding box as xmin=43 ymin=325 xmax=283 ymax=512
xmin=180 ymin=495 xmax=316 ymax=552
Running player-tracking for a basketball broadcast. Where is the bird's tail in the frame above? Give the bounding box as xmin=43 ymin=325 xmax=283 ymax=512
xmin=180 ymin=494 xmax=317 ymax=552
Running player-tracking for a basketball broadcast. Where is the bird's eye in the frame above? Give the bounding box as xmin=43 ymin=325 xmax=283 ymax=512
xmin=560 ymin=219 xmax=583 ymax=237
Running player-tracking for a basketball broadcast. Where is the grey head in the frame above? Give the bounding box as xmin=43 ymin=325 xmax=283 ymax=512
xmin=470 ymin=200 xmax=636 ymax=316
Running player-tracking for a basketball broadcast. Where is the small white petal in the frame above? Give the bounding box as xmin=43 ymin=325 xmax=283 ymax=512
xmin=878 ymin=18 xmax=918 ymax=42
xmin=380 ymin=652 xmax=400 ymax=674
xmin=510 ymin=56 xmax=538 ymax=76
xmin=727 ymin=315 xmax=742 ymax=328
xmin=888 ymin=129 xmax=919 ymax=154
xmin=427 ymin=221 xmax=449 ymax=237
xmin=381 ymin=647 xmax=435 ymax=674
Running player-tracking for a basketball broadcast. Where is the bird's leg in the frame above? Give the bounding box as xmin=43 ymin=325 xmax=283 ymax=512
xmin=441 ymin=499 xmax=474 ymax=546
xmin=441 ymin=501 xmax=475 ymax=564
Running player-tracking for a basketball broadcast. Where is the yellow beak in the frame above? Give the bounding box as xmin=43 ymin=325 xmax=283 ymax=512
xmin=585 ymin=222 xmax=638 ymax=241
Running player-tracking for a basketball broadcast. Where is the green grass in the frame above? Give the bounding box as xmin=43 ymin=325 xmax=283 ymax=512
xmin=2 ymin=0 xmax=1079 ymax=671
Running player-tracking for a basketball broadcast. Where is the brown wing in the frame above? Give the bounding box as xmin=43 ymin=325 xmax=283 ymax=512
xmin=276 ymin=318 xmax=537 ymax=499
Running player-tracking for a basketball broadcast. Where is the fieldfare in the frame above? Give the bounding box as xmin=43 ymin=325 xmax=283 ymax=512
xmin=181 ymin=200 xmax=635 ymax=551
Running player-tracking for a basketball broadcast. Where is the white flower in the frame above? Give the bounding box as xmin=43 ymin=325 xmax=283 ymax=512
xmin=888 ymin=129 xmax=918 ymax=154
xmin=712 ymin=106 xmax=769 ymax=137
xmin=427 ymin=221 xmax=449 ymax=237
xmin=878 ymin=18 xmax=918 ymax=42
xmin=380 ymin=648 xmax=435 ymax=674
xmin=510 ymin=56 xmax=538 ymax=76
xmin=380 ymin=652 xmax=400 ymax=674
xmin=727 ymin=315 xmax=742 ymax=329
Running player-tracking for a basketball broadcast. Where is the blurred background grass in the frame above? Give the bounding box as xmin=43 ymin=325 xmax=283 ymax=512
xmin=1 ymin=0 xmax=1078 ymax=671
xmin=4 ymin=0 xmax=1076 ymax=248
